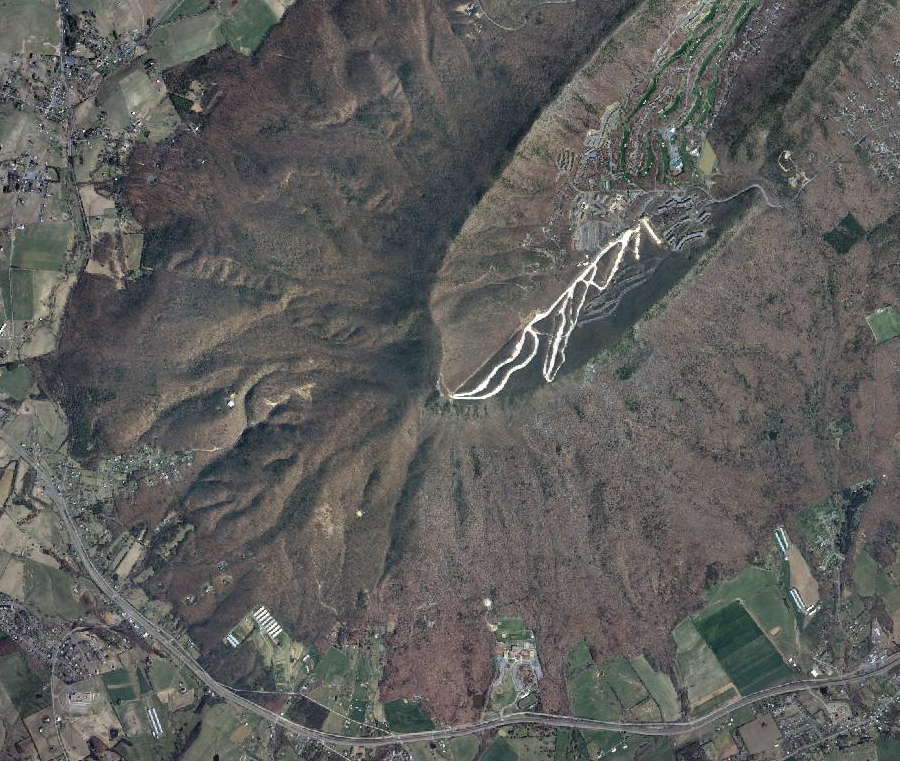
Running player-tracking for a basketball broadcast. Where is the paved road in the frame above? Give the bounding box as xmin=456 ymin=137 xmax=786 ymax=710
xmin=5 ymin=430 xmax=900 ymax=749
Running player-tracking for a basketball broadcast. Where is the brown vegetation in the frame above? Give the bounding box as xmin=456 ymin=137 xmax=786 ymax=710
xmin=35 ymin=0 xmax=900 ymax=726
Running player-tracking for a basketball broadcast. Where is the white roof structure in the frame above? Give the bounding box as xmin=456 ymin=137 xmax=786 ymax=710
xmin=252 ymin=606 xmax=284 ymax=641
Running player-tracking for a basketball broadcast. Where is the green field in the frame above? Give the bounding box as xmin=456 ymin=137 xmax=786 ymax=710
xmin=867 ymin=306 xmax=900 ymax=344
xmin=564 ymin=643 xmax=680 ymax=728
xmin=383 ymin=699 xmax=435 ymax=732
xmin=706 ymin=566 xmax=799 ymax=659
xmin=600 ymin=657 xmax=648 ymax=711
xmin=12 ymin=223 xmax=72 ymax=271
xmin=854 ymin=549 xmax=879 ymax=597
xmin=494 ymin=617 xmax=532 ymax=642
xmin=694 ymin=601 xmax=794 ymax=694
xmin=95 ymin=66 xmax=180 ymax=142
xmin=0 ymin=652 xmax=49 ymax=717
xmin=629 ymin=656 xmax=680 ymax=722
xmin=23 ymin=558 xmax=89 ymax=619
xmin=620 ymin=736 xmax=674 ymax=760
xmin=564 ymin=645 xmax=623 ymax=723
xmin=0 ymin=365 xmax=33 ymax=400
xmin=149 ymin=12 xmax=225 ymax=69
xmin=672 ymin=619 xmax=732 ymax=709
xmin=481 ymin=736 xmax=518 ymax=761
xmin=180 ymin=701 xmax=245 ymax=759
xmin=158 ymin=0 xmax=214 ymax=24
xmin=102 ymin=668 xmax=139 ymax=703
xmin=564 ymin=640 xmax=594 ymax=678
xmin=554 ymin=729 xmax=573 ymax=760
xmin=451 ymin=734 xmax=480 ymax=760
xmin=149 ymin=657 xmax=181 ymax=692
xmin=4 ymin=269 xmax=34 ymax=321
xmin=877 ymin=735 xmax=900 ymax=760
xmin=314 ymin=646 xmax=350 ymax=684
xmin=222 ymin=0 xmax=278 ymax=54
xmin=875 ymin=566 xmax=900 ymax=611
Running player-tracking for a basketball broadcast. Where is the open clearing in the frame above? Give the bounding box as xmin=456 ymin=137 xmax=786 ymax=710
xmin=383 ymin=699 xmax=434 ymax=732
xmin=867 ymin=306 xmax=900 ymax=344
xmin=12 ymin=223 xmax=72 ymax=271
xmin=149 ymin=13 xmax=226 ymax=70
xmin=0 ymin=652 xmax=48 ymax=718
xmin=222 ymin=0 xmax=278 ymax=54
xmin=102 ymin=668 xmax=139 ymax=703
xmin=854 ymin=549 xmax=880 ymax=597
xmin=0 ymin=365 xmax=32 ymax=399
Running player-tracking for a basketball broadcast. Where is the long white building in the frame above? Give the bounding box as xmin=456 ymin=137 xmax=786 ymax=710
xmin=252 ymin=606 xmax=283 ymax=640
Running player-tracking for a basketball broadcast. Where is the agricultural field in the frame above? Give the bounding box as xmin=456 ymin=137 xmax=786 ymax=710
xmin=102 ymin=667 xmax=140 ymax=703
xmin=2 ymin=268 xmax=34 ymax=321
xmin=451 ymin=735 xmax=480 ymax=760
xmin=178 ymin=701 xmax=256 ymax=759
xmin=297 ymin=635 xmax=390 ymax=737
xmin=91 ymin=65 xmax=181 ymax=140
xmin=0 ymin=652 xmax=49 ymax=718
xmin=482 ymin=735 xmax=517 ymax=760
xmin=148 ymin=12 xmax=225 ymax=69
xmin=221 ymin=0 xmax=279 ymax=54
xmin=157 ymin=0 xmax=212 ymax=24
xmin=0 ymin=365 xmax=33 ymax=400
xmin=628 ymin=656 xmax=680 ymax=722
xmin=11 ymin=223 xmax=72 ymax=271
xmin=705 ymin=566 xmax=800 ymax=659
xmin=149 ymin=658 xmax=180 ymax=693
xmin=21 ymin=557 xmax=89 ymax=619
xmin=149 ymin=0 xmax=296 ymax=66
xmin=563 ymin=640 xmax=681 ymax=755
xmin=383 ymin=698 xmax=435 ymax=733
xmin=694 ymin=601 xmax=795 ymax=694
xmin=852 ymin=548 xmax=900 ymax=619
xmin=564 ymin=641 xmax=623 ymax=722
xmin=672 ymin=619 xmax=735 ymax=712
xmin=854 ymin=549 xmax=880 ymax=597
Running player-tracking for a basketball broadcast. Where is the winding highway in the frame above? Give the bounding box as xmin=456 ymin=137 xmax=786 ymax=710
xmin=4 ymin=429 xmax=899 ymax=750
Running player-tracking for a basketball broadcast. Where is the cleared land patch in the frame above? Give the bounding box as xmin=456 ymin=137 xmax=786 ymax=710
xmin=383 ymin=698 xmax=434 ymax=732
xmin=148 ymin=12 xmax=226 ymax=70
xmin=672 ymin=620 xmax=734 ymax=711
xmin=11 ymin=223 xmax=73 ymax=271
xmin=0 ymin=365 xmax=33 ymax=399
xmin=0 ymin=652 xmax=48 ymax=718
xmin=867 ymin=306 xmax=900 ymax=344
xmin=101 ymin=668 xmax=139 ymax=703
